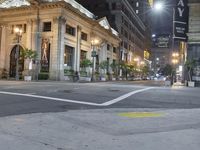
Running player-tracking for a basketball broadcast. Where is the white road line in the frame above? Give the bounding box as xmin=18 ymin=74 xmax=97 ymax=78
xmin=0 ymin=87 xmax=154 ymax=106
xmin=101 ymin=87 xmax=154 ymax=106
xmin=0 ymin=91 xmax=102 ymax=106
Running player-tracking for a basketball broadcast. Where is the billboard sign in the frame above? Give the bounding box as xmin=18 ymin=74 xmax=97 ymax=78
xmin=174 ymin=0 xmax=189 ymax=41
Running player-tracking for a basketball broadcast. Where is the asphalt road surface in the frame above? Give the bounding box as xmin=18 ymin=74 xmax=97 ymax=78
xmin=0 ymin=80 xmax=200 ymax=150
xmin=0 ymin=80 xmax=199 ymax=117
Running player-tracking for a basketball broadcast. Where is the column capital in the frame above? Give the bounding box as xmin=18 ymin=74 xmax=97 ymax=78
xmin=26 ymin=19 xmax=33 ymax=25
xmin=53 ymin=16 xmax=66 ymax=24
xmin=77 ymin=25 xmax=82 ymax=31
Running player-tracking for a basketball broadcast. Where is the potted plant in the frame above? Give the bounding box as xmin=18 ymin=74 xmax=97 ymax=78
xmin=185 ymin=59 xmax=196 ymax=87
xmin=110 ymin=62 xmax=118 ymax=80
xmin=79 ymin=59 xmax=92 ymax=82
xmin=162 ymin=64 xmax=173 ymax=86
xmin=0 ymin=68 xmax=8 ymax=79
xmin=20 ymin=48 xmax=37 ymax=81
xmin=99 ymin=60 xmax=108 ymax=81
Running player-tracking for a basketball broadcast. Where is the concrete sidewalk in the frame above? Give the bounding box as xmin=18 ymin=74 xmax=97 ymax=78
xmin=0 ymin=108 xmax=200 ymax=150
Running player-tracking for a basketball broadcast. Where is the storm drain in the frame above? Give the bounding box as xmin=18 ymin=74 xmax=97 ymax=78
xmin=60 ymin=90 xmax=73 ymax=93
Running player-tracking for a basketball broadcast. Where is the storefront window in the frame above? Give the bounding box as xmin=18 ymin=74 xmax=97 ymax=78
xmin=64 ymin=45 xmax=74 ymax=67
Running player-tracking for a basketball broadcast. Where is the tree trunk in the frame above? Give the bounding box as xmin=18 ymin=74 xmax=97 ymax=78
xmin=188 ymin=69 xmax=191 ymax=81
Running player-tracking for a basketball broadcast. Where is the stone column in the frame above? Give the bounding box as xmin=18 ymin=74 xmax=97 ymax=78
xmin=50 ymin=16 xmax=66 ymax=80
xmin=31 ymin=19 xmax=39 ymax=53
xmin=0 ymin=26 xmax=6 ymax=69
xmin=74 ymin=25 xmax=82 ymax=73
xmin=26 ymin=19 xmax=33 ymax=49
xmin=31 ymin=18 xmax=41 ymax=80
xmin=99 ymin=42 xmax=107 ymax=62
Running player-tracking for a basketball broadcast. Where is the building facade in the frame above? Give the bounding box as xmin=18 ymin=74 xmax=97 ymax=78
xmin=76 ymin=0 xmax=151 ymax=67
xmin=187 ymin=0 xmax=200 ymax=81
xmin=0 ymin=0 xmax=120 ymax=81
xmin=151 ymin=34 xmax=171 ymax=73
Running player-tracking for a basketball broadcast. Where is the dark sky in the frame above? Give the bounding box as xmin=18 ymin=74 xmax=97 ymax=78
xmin=151 ymin=0 xmax=175 ymax=35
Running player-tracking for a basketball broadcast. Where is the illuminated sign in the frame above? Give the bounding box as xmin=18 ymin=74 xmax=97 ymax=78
xmin=144 ymin=50 xmax=150 ymax=60
xmin=174 ymin=0 xmax=188 ymax=41
xmin=148 ymin=0 xmax=154 ymax=7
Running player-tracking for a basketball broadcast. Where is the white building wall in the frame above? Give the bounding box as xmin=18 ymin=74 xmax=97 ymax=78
xmin=0 ymin=1 xmax=120 ymax=80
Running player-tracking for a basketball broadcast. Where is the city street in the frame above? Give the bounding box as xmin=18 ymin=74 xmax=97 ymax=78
xmin=0 ymin=80 xmax=200 ymax=150
xmin=0 ymin=0 xmax=199 ymax=149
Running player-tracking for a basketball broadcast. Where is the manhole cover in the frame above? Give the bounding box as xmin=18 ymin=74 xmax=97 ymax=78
xmin=62 ymin=90 xmax=73 ymax=93
xmin=109 ymin=89 xmax=120 ymax=92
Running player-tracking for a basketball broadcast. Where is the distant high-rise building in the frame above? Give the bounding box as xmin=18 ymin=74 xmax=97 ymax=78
xmin=77 ymin=0 xmax=152 ymax=65
xmin=151 ymin=34 xmax=171 ymax=73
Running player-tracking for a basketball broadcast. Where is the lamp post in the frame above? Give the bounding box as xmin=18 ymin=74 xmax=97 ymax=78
xmin=171 ymin=52 xmax=179 ymax=84
xmin=91 ymin=39 xmax=99 ymax=82
xmin=14 ymin=27 xmax=23 ymax=81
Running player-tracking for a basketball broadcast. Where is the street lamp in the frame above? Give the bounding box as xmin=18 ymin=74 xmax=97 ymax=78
xmin=153 ymin=2 xmax=164 ymax=11
xmin=14 ymin=27 xmax=23 ymax=80
xmin=133 ymin=57 xmax=139 ymax=62
xmin=91 ymin=39 xmax=99 ymax=82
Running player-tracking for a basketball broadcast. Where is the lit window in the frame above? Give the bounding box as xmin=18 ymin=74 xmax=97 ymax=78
xmin=136 ymin=2 xmax=139 ymax=7
xmin=64 ymin=45 xmax=74 ymax=66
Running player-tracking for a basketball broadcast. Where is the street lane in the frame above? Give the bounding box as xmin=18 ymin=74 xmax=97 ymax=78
xmin=0 ymin=81 xmax=200 ymax=150
xmin=0 ymin=81 xmax=200 ymax=117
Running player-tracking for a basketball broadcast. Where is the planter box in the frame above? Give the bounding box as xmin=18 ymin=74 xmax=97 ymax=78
xmin=165 ymin=80 xmax=171 ymax=86
xmin=79 ymin=76 xmax=91 ymax=82
xmin=127 ymin=77 xmax=133 ymax=81
xmin=100 ymin=77 xmax=106 ymax=81
xmin=188 ymin=81 xmax=195 ymax=87
xmin=24 ymin=76 xmax=31 ymax=81
xmin=112 ymin=78 xmax=116 ymax=81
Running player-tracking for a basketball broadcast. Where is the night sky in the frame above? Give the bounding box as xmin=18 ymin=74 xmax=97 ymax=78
xmin=151 ymin=0 xmax=175 ymax=35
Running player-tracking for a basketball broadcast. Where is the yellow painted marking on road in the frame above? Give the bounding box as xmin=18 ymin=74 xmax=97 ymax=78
xmin=118 ymin=112 xmax=164 ymax=118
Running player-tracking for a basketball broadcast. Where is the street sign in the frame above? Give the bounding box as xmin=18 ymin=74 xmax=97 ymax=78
xmin=174 ymin=0 xmax=189 ymax=41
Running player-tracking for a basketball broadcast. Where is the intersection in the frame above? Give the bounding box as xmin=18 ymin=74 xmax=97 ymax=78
xmin=0 ymin=80 xmax=200 ymax=150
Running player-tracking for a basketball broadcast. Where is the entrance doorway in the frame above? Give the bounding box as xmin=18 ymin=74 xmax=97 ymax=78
xmin=9 ymin=45 xmax=24 ymax=78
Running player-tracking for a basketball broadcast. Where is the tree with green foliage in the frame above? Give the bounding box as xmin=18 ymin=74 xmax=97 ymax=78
xmin=20 ymin=48 xmax=38 ymax=78
xmin=185 ymin=59 xmax=196 ymax=81
xmin=162 ymin=64 xmax=173 ymax=76
xmin=99 ymin=60 xmax=108 ymax=70
xmin=20 ymin=48 xmax=37 ymax=60
xmin=99 ymin=60 xmax=109 ymax=76
xmin=141 ymin=65 xmax=149 ymax=76
xmin=80 ymin=59 xmax=92 ymax=71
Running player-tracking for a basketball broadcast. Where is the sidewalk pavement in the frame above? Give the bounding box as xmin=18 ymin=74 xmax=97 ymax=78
xmin=0 ymin=108 xmax=200 ymax=150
